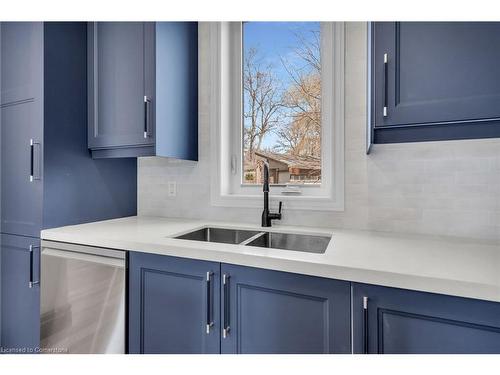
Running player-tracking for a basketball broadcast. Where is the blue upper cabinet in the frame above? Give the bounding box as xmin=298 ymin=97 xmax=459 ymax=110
xmin=1 ymin=23 xmax=44 ymax=237
xmin=0 ymin=22 xmax=43 ymax=105
xmin=220 ymin=264 xmax=351 ymax=354
xmin=352 ymin=283 xmax=500 ymax=354
xmin=371 ymin=22 xmax=500 ymax=143
xmin=128 ymin=252 xmax=221 ymax=354
xmin=1 ymin=22 xmax=137 ymax=237
xmin=87 ymin=22 xmax=155 ymax=157
xmin=155 ymin=22 xmax=198 ymax=161
xmin=88 ymin=22 xmax=198 ymax=160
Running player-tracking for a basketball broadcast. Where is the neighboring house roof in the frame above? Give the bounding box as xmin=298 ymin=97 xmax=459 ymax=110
xmin=253 ymin=150 xmax=321 ymax=171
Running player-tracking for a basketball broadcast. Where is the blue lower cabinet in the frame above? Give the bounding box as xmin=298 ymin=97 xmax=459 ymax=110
xmin=128 ymin=253 xmax=351 ymax=354
xmin=128 ymin=252 xmax=220 ymax=354
xmin=0 ymin=234 xmax=40 ymax=353
xmin=352 ymin=283 xmax=500 ymax=354
xmin=220 ymin=264 xmax=351 ymax=354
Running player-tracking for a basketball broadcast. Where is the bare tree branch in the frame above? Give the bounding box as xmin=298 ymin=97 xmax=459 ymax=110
xmin=276 ymin=26 xmax=322 ymax=157
xmin=243 ymin=48 xmax=284 ymax=160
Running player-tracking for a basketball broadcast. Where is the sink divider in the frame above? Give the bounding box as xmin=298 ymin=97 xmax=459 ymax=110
xmin=239 ymin=232 xmax=266 ymax=246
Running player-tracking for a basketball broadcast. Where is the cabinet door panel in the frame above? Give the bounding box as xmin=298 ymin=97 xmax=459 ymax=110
xmin=0 ymin=22 xmax=43 ymax=105
xmin=155 ymin=22 xmax=197 ymax=160
xmin=1 ymin=234 xmax=40 ymax=352
xmin=88 ymin=22 xmax=154 ymax=150
xmin=220 ymin=264 xmax=351 ymax=354
xmin=128 ymin=252 xmax=220 ymax=354
xmin=374 ymin=22 xmax=500 ymax=128
xmin=353 ymin=283 xmax=500 ymax=354
xmin=1 ymin=101 xmax=43 ymax=237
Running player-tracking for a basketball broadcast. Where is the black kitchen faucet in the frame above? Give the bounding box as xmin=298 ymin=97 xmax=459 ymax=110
xmin=261 ymin=160 xmax=283 ymax=227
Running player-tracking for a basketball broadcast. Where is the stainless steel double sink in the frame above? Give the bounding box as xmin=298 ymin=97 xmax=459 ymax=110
xmin=174 ymin=227 xmax=331 ymax=254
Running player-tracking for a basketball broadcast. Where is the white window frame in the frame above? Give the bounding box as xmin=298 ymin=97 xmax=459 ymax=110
xmin=209 ymin=22 xmax=345 ymax=211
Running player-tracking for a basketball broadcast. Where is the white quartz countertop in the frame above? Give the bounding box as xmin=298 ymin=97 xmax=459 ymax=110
xmin=41 ymin=216 xmax=500 ymax=303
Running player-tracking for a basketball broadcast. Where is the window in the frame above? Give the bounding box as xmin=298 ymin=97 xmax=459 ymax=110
xmin=209 ymin=22 xmax=345 ymax=211
xmin=242 ymin=22 xmax=322 ymax=186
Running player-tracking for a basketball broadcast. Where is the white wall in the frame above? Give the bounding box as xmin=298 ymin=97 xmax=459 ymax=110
xmin=139 ymin=22 xmax=500 ymax=241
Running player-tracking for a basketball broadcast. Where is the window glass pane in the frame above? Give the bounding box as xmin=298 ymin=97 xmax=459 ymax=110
xmin=242 ymin=22 xmax=321 ymax=185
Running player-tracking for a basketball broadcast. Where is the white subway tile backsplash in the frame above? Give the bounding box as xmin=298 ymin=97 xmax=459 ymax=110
xmin=138 ymin=22 xmax=500 ymax=242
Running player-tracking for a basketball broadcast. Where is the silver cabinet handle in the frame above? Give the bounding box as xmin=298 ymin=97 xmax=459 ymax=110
xmin=143 ymin=96 xmax=151 ymax=138
xmin=383 ymin=53 xmax=388 ymax=117
xmin=363 ymin=296 xmax=369 ymax=354
xmin=29 ymin=139 xmax=41 ymax=182
xmin=206 ymin=271 xmax=214 ymax=334
xmin=30 ymin=139 xmax=34 ymax=182
xmin=29 ymin=245 xmax=40 ymax=288
xmin=223 ymin=274 xmax=230 ymax=338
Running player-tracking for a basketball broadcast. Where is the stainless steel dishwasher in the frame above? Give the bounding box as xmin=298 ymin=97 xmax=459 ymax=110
xmin=40 ymin=241 xmax=125 ymax=354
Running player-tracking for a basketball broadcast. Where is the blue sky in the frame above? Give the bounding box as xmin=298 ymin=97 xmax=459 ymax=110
xmin=243 ymin=22 xmax=320 ymax=149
